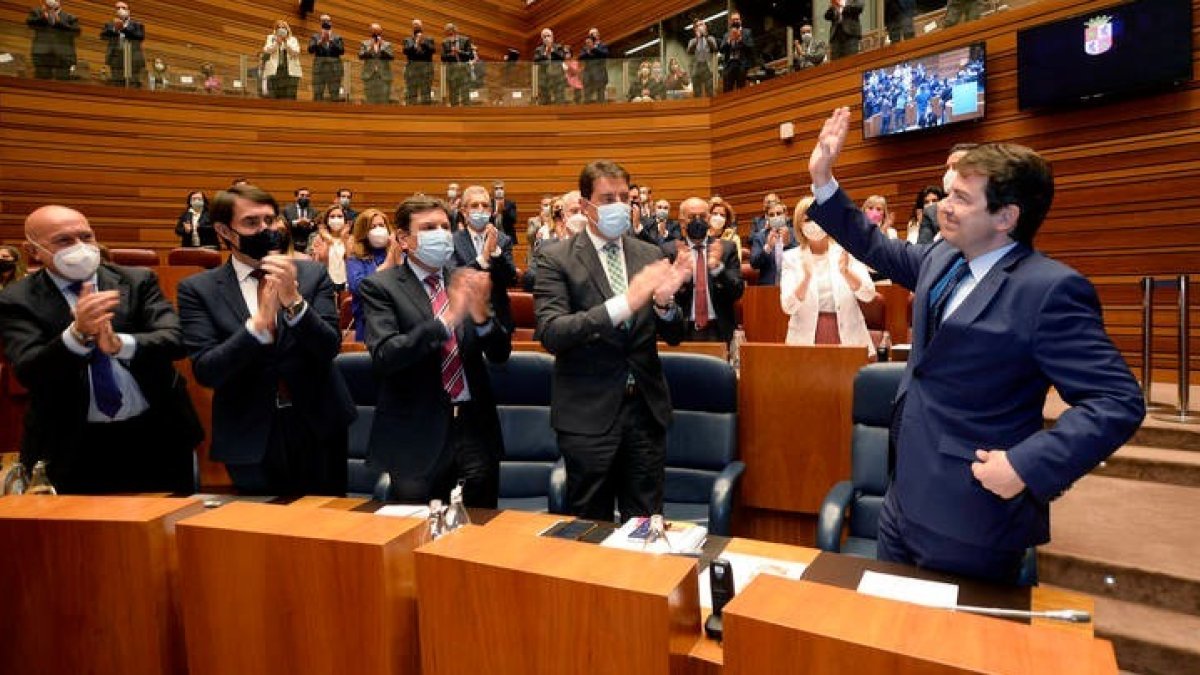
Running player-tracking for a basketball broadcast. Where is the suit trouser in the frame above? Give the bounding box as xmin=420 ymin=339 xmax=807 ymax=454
xmin=692 ymin=64 xmax=714 ymax=97
xmin=722 ymin=62 xmax=747 ymax=93
xmin=583 ymin=80 xmax=605 ymax=103
xmin=269 ymin=74 xmax=298 ymax=99
xmin=226 ymin=405 xmax=348 ymax=497
xmin=405 ymin=64 xmax=433 ymax=104
xmin=446 ymin=64 xmax=469 ymax=105
xmin=830 ymin=37 xmax=860 ymax=60
xmin=44 ymin=410 xmax=193 ymax=495
xmin=430 ymin=401 xmax=501 ymax=508
xmin=558 ymin=388 xmax=666 ymax=523
xmin=312 ymin=61 xmax=341 ymax=100
xmin=33 ymin=54 xmax=72 ymax=80
xmin=876 ymin=490 xmax=1026 ymax=585
xmin=364 ymin=78 xmax=390 ymax=104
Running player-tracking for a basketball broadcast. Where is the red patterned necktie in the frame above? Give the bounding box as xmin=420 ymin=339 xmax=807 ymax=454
xmin=693 ymin=244 xmax=710 ymax=329
xmin=425 ymin=274 xmax=466 ymax=399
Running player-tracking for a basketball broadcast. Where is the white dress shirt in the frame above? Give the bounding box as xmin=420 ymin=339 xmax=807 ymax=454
xmin=943 ymin=241 xmax=1018 ymax=320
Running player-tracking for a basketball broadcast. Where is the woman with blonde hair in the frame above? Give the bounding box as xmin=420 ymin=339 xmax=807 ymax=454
xmin=780 ymin=197 xmax=877 ymax=356
xmin=345 ymin=208 xmax=403 ymax=340
xmin=263 ymin=19 xmax=302 ymax=99
xmin=708 ymin=197 xmax=743 ymax=262
xmin=862 ymin=194 xmax=897 ymax=239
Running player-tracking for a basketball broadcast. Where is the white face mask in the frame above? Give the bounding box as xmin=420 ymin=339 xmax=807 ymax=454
xmin=327 ymin=216 xmax=346 ymax=230
xmin=46 ymin=241 xmax=102 ymax=281
xmin=942 ymin=168 xmax=958 ymax=195
xmin=116 ymin=8 xmax=130 ymax=19
xmin=709 ymin=214 xmax=726 ymax=230
xmin=367 ymin=226 xmax=390 ymax=249
xmin=565 ymin=213 xmax=588 ymax=235
xmin=801 ymin=221 xmax=826 ymax=242
xmin=276 ymin=28 xmax=288 ymax=38
xmin=447 ymin=189 xmax=458 ymax=200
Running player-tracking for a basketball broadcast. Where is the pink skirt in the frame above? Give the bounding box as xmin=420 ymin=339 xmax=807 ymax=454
xmin=814 ymin=312 xmax=842 ymax=345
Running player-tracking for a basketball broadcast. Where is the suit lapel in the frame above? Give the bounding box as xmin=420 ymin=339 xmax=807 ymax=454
xmin=30 ymin=270 xmax=72 ymax=327
xmin=215 ymin=261 xmax=251 ymax=323
xmin=96 ymin=265 xmax=132 ymax=327
xmin=936 ymin=244 xmax=1031 ymax=334
xmin=396 ymin=263 xmax=435 ymax=322
xmin=910 ymin=244 xmax=958 ymax=354
xmin=572 ymin=234 xmax=613 ymax=300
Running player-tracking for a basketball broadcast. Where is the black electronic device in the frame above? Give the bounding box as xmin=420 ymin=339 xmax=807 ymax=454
xmin=704 ymin=558 xmax=735 ymax=641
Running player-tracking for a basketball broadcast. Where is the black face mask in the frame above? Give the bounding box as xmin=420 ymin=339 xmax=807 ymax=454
xmin=297 ymin=197 xmax=310 ymax=208
xmin=731 ymin=21 xmax=742 ymax=28
xmin=236 ymin=228 xmax=286 ymax=260
xmin=0 ymin=260 xmax=15 ymax=274
xmin=321 ymin=21 xmax=332 ymax=30
xmin=686 ymin=217 xmax=708 ymax=241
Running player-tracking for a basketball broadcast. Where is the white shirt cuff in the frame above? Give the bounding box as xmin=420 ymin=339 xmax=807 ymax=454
xmin=116 ymin=333 xmax=137 ymax=360
xmin=245 ymin=318 xmax=274 ymax=344
xmin=708 ymin=262 xmax=724 ymax=277
xmin=475 ymin=253 xmax=490 ymax=270
xmin=61 ymin=326 xmax=93 ymax=356
xmin=606 ymin=295 xmax=632 ymax=326
xmin=811 ymin=177 xmax=840 ymax=205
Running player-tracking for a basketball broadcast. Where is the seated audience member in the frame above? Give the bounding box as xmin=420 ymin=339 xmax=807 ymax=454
xmin=665 ymin=198 xmax=744 ymax=343
xmin=749 ymin=199 xmax=798 ymax=285
xmin=862 ymin=194 xmax=897 ymax=239
xmin=522 ymin=191 xmax=585 ymax=292
xmin=346 ymin=208 xmax=404 ymax=341
xmin=907 ymin=185 xmax=945 ymax=243
xmin=263 ymin=19 xmax=302 ymax=100
xmin=0 ymin=205 xmax=202 ymax=494
xmin=708 ymin=197 xmax=743 ymax=262
xmin=309 ymin=205 xmax=353 ymax=291
xmin=176 ymin=190 xmax=218 ymax=248
xmin=454 ymin=185 xmax=517 ymax=331
xmin=0 ymin=245 xmax=27 ymax=290
xmin=177 ymin=185 xmax=354 ymax=496
xmin=282 ymin=187 xmax=317 ymax=254
xmin=780 ymin=197 xmax=876 ymax=356
xmin=358 ymin=196 xmax=512 ymax=507
xmin=664 ymin=57 xmax=690 ymax=92
xmin=627 ymin=60 xmax=664 ymax=102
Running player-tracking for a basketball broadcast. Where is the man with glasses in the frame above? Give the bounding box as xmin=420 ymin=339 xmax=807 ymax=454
xmin=177 ymin=185 xmax=355 ymax=496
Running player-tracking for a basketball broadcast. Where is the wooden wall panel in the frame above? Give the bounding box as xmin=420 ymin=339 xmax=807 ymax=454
xmin=525 ymin=0 xmax=704 ymax=53
xmin=709 ymin=0 xmax=1200 ymax=377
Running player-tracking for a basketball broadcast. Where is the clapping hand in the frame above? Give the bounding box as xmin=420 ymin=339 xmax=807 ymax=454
xmin=482 ymin=224 xmax=498 ymax=259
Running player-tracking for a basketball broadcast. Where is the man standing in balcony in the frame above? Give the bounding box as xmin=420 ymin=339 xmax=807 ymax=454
xmin=26 ymin=0 xmax=79 ymax=81
xmin=403 ymin=18 xmax=436 ymax=105
xmin=826 ymin=0 xmax=864 ymax=61
xmin=442 ymin=23 xmax=475 ymax=107
xmin=100 ymin=2 xmax=145 ymax=87
xmin=687 ymin=18 xmax=718 ymax=98
xmin=308 ymin=13 xmax=346 ymax=102
xmin=359 ymin=23 xmax=394 ymax=105
xmin=719 ymin=11 xmax=754 ymax=93
xmin=578 ymin=28 xmax=609 ymax=104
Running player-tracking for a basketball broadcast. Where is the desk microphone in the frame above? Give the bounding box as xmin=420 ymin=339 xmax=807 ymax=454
xmin=953 ymin=605 xmax=1092 ymax=623
xmin=705 ymin=559 xmax=735 ymax=641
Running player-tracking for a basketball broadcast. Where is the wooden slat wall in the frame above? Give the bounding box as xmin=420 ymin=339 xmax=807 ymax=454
xmin=524 ymin=0 xmax=704 ymax=53
xmin=708 ymin=0 xmax=1200 ymax=377
xmin=0 ymin=79 xmax=712 ymax=247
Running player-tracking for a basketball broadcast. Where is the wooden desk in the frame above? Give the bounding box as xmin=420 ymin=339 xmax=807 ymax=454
xmin=739 ymin=286 xmax=789 ymax=343
xmin=0 ymin=495 xmax=204 ymax=675
xmin=176 ymin=501 xmax=425 ymax=675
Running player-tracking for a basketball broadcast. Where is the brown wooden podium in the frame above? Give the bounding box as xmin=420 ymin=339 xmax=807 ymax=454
xmin=0 ymin=495 xmax=205 ymax=675
xmin=175 ymin=501 xmax=426 ymax=675
xmin=415 ymin=523 xmax=702 ymax=675
xmin=721 ymin=576 xmax=1117 ymax=675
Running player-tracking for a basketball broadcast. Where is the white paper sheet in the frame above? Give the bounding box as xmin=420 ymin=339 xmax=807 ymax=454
xmin=374 ymin=504 xmax=430 ymax=519
xmin=698 ymin=552 xmax=808 ymax=608
xmin=856 ymin=570 xmax=959 ymax=609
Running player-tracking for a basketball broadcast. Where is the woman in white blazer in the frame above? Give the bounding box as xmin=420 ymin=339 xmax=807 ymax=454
xmin=780 ymin=197 xmax=877 ymax=357
xmin=263 ymin=19 xmax=302 ymax=99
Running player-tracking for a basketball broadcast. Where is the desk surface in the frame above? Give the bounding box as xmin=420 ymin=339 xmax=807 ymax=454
xmin=293 ymin=498 xmax=1097 ymax=672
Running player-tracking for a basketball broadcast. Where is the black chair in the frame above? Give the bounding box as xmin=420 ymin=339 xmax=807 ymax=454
xmin=334 ymin=352 xmax=387 ymax=498
xmin=488 ymin=351 xmax=566 ymax=513
xmin=658 ymin=352 xmax=744 ymax=536
xmin=816 ymin=362 xmax=1037 ymax=585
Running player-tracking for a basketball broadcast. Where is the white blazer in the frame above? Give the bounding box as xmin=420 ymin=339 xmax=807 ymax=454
xmin=779 ymin=242 xmax=877 ymax=355
xmin=263 ymin=34 xmax=302 ymax=79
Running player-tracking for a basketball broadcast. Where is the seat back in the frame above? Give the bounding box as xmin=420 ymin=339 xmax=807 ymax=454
xmin=108 ymin=248 xmax=160 ymax=267
xmin=167 ymin=247 xmax=222 ymax=269
xmin=334 ymin=352 xmax=382 ymax=496
xmin=660 ymin=353 xmax=739 ymax=530
xmin=488 ymin=352 xmax=558 ymax=510
xmin=846 ymin=362 xmax=906 ymax=540
xmin=508 ymin=291 xmax=536 ymax=329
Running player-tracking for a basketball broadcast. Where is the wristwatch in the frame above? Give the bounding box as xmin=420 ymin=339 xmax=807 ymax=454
xmin=69 ymin=323 xmax=95 ymax=346
xmin=283 ymin=297 xmax=307 ymax=320
xmin=653 ymin=296 xmax=675 ymax=311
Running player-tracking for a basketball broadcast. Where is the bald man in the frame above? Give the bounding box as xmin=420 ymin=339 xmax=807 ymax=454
xmin=663 ymin=198 xmax=744 ymax=342
xmin=0 ymin=206 xmax=202 ymax=493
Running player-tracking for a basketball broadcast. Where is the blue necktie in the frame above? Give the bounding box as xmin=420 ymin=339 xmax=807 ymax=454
xmin=926 ymin=254 xmax=970 ymax=342
xmin=68 ymin=281 xmax=124 ymax=418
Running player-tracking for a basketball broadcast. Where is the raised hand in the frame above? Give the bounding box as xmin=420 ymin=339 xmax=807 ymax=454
xmin=809 ymin=106 xmax=851 ymax=188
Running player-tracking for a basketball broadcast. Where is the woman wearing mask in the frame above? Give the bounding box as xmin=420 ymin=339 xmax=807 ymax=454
xmin=708 ymin=197 xmax=742 ymax=262
xmin=0 ymin=245 xmax=26 ymax=291
xmin=536 ymin=197 xmax=567 ymax=243
xmin=628 ymin=60 xmax=663 ymax=102
xmin=175 ymin=190 xmax=217 ymax=248
xmin=906 ymin=185 xmax=944 ymax=243
xmin=664 ymin=57 xmax=690 ymax=92
xmin=310 ymin=204 xmax=353 ymax=291
xmin=526 ymin=195 xmax=554 ymax=246
xmin=263 ymin=19 xmax=302 ymax=100
xmin=862 ymin=194 xmax=897 ymax=239
xmin=780 ymin=197 xmax=876 ymax=356
xmin=346 ymin=208 xmax=403 ymax=341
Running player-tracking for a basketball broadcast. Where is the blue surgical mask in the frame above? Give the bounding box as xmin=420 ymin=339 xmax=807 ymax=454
xmin=467 ymin=210 xmax=490 ymax=231
xmin=593 ymin=202 xmax=631 ymax=239
xmin=414 ymin=228 xmax=453 ymax=269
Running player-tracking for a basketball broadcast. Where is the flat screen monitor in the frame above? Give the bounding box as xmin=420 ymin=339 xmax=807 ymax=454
xmin=1017 ymin=0 xmax=1193 ymax=110
xmin=861 ymin=42 xmax=986 ymax=140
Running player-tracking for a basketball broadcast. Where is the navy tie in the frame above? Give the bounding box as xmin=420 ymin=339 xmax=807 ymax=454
xmin=67 ymin=281 xmax=124 ymax=418
xmin=926 ymin=254 xmax=970 ymax=342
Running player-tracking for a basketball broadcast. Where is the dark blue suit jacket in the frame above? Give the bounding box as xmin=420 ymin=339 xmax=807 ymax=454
xmin=748 ymin=226 xmax=798 ymax=286
xmin=810 ymin=188 xmax=1143 ymax=551
xmin=452 ymin=227 xmax=517 ymax=332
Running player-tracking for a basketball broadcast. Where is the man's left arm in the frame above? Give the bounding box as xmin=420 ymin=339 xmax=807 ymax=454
xmin=125 ymin=20 xmax=144 ymax=41
xmin=283 ymin=265 xmax=343 ymax=363
xmin=1004 ymin=273 xmax=1145 ymax=502
xmin=712 ymin=241 xmax=745 ymax=302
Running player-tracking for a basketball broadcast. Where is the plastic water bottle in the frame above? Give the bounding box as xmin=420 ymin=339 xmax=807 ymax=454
xmin=443 ymin=481 xmax=471 ymax=532
xmin=426 ymin=499 xmax=445 ymax=541
xmin=877 ymin=331 xmax=892 ymax=363
xmin=2 ymin=461 xmax=28 ymax=495
xmin=25 ymin=461 xmax=56 ymax=495
xmin=729 ymin=328 xmax=746 ymax=371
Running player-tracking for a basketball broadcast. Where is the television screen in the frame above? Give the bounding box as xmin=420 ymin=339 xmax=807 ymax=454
xmin=861 ymin=42 xmax=986 ymax=140
xmin=1017 ymin=0 xmax=1193 ymax=110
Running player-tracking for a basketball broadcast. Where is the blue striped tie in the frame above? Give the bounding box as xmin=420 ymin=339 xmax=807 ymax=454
xmin=926 ymin=254 xmax=970 ymax=343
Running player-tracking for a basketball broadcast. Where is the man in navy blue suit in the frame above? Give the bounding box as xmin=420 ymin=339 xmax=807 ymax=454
xmin=806 ymin=107 xmax=1144 ymax=583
